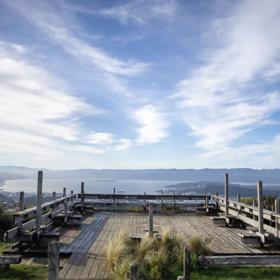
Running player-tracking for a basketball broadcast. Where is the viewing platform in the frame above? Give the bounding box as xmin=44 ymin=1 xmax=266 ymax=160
xmin=2 ymin=171 xmax=280 ymax=279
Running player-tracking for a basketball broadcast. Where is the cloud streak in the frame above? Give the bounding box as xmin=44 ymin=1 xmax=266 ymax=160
xmin=174 ymin=0 xmax=280 ymax=154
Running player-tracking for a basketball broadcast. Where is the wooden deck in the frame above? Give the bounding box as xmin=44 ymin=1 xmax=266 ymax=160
xmin=59 ymin=212 xmax=280 ymax=280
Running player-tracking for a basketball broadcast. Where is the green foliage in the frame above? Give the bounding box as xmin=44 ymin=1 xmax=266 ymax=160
xmin=189 ymin=236 xmax=212 ymax=270
xmin=0 ymin=204 xmax=13 ymax=240
xmin=0 ymin=264 xmax=47 ymax=280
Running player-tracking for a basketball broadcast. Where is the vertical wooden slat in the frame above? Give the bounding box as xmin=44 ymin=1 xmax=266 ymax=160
xmin=224 ymin=173 xmax=229 ymax=216
xmin=48 ymin=241 xmax=60 ymax=280
xmin=36 ymin=171 xmax=43 ymax=235
xmin=257 ymin=181 xmax=264 ymax=234
xmin=148 ymin=203 xmax=153 ymax=237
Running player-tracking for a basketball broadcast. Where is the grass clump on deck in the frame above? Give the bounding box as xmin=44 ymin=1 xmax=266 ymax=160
xmin=106 ymin=229 xmax=184 ymax=280
xmin=0 ymin=264 xmax=47 ymax=280
xmin=106 ymin=230 xmax=213 ymax=279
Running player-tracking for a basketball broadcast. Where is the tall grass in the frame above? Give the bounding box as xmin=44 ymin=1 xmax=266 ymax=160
xmin=106 ymin=230 xmax=211 ymax=280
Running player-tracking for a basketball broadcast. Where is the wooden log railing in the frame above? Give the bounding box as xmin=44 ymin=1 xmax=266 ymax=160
xmin=212 ymin=194 xmax=280 ymax=237
xmin=79 ymin=193 xmax=211 ymax=201
xmin=5 ymin=193 xmax=77 ymax=241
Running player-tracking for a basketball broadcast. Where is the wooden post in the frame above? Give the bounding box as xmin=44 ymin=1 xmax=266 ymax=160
xmin=161 ymin=190 xmax=164 ymax=209
xmin=252 ymin=199 xmax=257 ymax=220
xmin=113 ymin=187 xmax=116 ymax=209
xmin=19 ymin=191 xmax=24 ymax=211
xmin=144 ymin=192 xmax=147 ymax=206
xmin=18 ymin=191 xmax=24 ymax=233
xmin=224 ymin=173 xmax=229 ymax=216
xmin=71 ymin=190 xmax=74 ymax=202
xmin=130 ymin=263 xmax=138 ymax=280
xmin=275 ymin=199 xmax=280 ymax=238
xmin=173 ymin=192 xmax=176 ymax=212
xmin=48 ymin=241 xmax=59 ymax=280
xmin=257 ymin=181 xmax=264 ymax=234
xmin=237 ymin=193 xmax=240 ymax=202
xmin=52 ymin=191 xmax=56 ymax=201
xmin=36 ymin=171 xmax=43 ymax=235
xmin=148 ymin=203 xmax=153 ymax=237
xmin=81 ymin=182 xmax=85 ymax=207
xmin=205 ymin=193 xmax=209 ymax=207
xmin=177 ymin=247 xmax=191 ymax=280
xmin=63 ymin=188 xmax=68 ymax=223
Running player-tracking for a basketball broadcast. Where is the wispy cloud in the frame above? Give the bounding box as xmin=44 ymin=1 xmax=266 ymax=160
xmin=115 ymin=138 xmax=133 ymax=151
xmin=133 ymin=105 xmax=168 ymax=144
xmin=5 ymin=1 xmax=150 ymax=79
xmin=99 ymin=0 xmax=177 ymax=25
xmin=86 ymin=132 xmax=114 ymax=145
xmin=174 ymin=0 xmax=280 ymax=154
xmin=0 ymin=40 xmax=104 ymax=158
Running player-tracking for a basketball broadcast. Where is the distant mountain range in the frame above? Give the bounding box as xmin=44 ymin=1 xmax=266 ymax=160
xmin=0 ymin=166 xmax=279 ymax=184
xmin=164 ymin=181 xmax=280 ymax=197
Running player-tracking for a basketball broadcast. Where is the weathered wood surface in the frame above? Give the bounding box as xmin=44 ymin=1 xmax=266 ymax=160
xmin=0 ymin=255 xmax=22 ymax=264
xmin=59 ymin=212 xmax=280 ymax=279
xmin=81 ymin=193 xmax=210 ymax=201
xmin=212 ymin=195 xmax=280 ymax=236
xmin=199 ymin=255 xmax=280 ymax=267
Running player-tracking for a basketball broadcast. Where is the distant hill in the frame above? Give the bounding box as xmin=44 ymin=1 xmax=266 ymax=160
xmin=164 ymin=181 xmax=280 ymax=197
xmin=0 ymin=166 xmax=279 ymax=184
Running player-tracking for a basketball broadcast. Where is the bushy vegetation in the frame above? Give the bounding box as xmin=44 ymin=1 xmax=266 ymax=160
xmin=106 ymin=230 xmax=211 ymax=280
xmin=192 ymin=267 xmax=280 ymax=280
xmin=0 ymin=264 xmax=47 ymax=280
xmin=0 ymin=203 xmax=13 ymax=240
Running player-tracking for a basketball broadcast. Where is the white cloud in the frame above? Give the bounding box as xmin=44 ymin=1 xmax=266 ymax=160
xmin=115 ymin=138 xmax=133 ymax=151
xmin=133 ymin=105 xmax=168 ymax=144
xmin=99 ymin=0 xmax=177 ymax=25
xmin=174 ymin=0 xmax=280 ymax=153
xmin=86 ymin=132 xmax=114 ymax=145
xmin=5 ymin=0 xmax=150 ymax=77
xmin=73 ymin=145 xmax=106 ymax=154
xmin=0 ymin=40 xmax=103 ymax=159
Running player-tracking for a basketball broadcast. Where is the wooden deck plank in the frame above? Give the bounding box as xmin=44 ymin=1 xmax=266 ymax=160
xmin=60 ymin=212 xmax=280 ymax=279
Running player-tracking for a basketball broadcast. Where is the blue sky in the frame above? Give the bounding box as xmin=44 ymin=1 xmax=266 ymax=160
xmin=0 ymin=0 xmax=280 ymax=169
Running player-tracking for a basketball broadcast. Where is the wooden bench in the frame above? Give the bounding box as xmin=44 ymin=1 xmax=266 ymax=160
xmin=53 ymin=213 xmax=82 ymax=226
xmin=210 ymin=216 xmax=227 ymax=227
xmin=238 ymin=232 xmax=261 ymax=248
xmin=0 ymin=255 xmax=22 ymax=271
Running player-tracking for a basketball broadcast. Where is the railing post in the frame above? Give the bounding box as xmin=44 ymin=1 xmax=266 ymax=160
xmin=113 ymin=187 xmax=116 ymax=209
xmin=173 ymin=192 xmax=176 ymax=212
xmin=237 ymin=193 xmax=240 ymax=202
xmin=177 ymin=247 xmax=191 ymax=280
xmin=63 ymin=188 xmax=68 ymax=224
xmin=130 ymin=263 xmax=138 ymax=280
xmin=205 ymin=193 xmax=209 ymax=207
xmin=19 ymin=191 xmax=24 ymax=211
xmin=18 ymin=191 xmax=24 ymax=233
xmin=81 ymin=182 xmax=85 ymax=208
xmin=144 ymin=192 xmax=147 ymax=206
xmin=148 ymin=203 xmax=153 ymax=237
xmin=48 ymin=241 xmax=59 ymax=280
xmin=52 ymin=191 xmax=56 ymax=200
xmin=275 ymin=199 xmax=280 ymax=238
xmin=161 ymin=190 xmax=164 ymax=209
xmin=36 ymin=171 xmax=43 ymax=237
xmin=224 ymin=173 xmax=229 ymax=216
xmin=257 ymin=181 xmax=264 ymax=234
xmin=252 ymin=199 xmax=257 ymax=220
xmin=71 ymin=190 xmax=74 ymax=203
